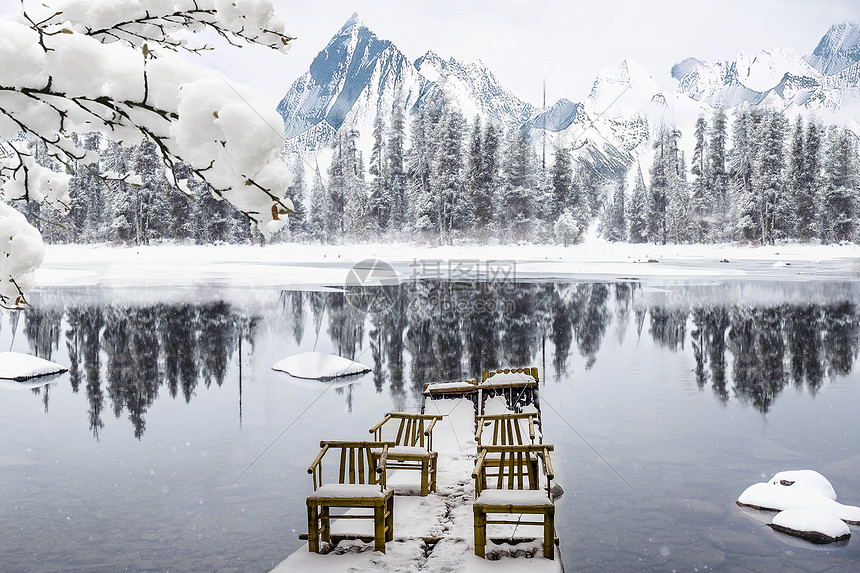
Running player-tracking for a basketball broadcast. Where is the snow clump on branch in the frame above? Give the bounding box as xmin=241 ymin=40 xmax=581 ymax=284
xmin=0 ymin=0 xmax=294 ymax=307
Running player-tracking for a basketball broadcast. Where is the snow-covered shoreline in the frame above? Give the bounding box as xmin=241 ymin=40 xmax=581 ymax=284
xmin=33 ymin=241 xmax=860 ymax=290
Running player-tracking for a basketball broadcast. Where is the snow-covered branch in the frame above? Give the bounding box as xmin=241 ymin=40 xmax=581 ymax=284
xmin=0 ymin=0 xmax=295 ymax=307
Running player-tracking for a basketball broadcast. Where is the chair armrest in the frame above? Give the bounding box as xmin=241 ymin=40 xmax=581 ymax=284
xmin=307 ymin=443 xmax=330 ymax=474
xmin=540 ymin=447 xmax=554 ymax=480
xmin=472 ymin=448 xmax=488 ymax=480
xmin=376 ymin=443 xmax=390 ymax=473
xmin=424 ymin=416 xmax=440 ymax=435
xmin=368 ymin=413 xmax=393 ymax=437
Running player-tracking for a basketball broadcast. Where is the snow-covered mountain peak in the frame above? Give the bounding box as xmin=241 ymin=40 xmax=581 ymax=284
xmin=414 ymin=50 xmax=446 ymax=82
xmin=339 ymin=12 xmax=363 ymax=33
xmin=587 ymin=58 xmax=666 ymax=116
xmin=807 ymin=21 xmax=860 ymax=75
xmin=734 ymin=47 xmax=818 ymax=92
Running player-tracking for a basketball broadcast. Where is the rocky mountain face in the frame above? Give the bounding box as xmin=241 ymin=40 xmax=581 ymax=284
xmin=277 ymin=15 xmax=859 ymax=177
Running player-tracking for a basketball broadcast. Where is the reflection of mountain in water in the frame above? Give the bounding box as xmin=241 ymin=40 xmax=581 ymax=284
xmin=14 ymin=283 xmax=860 ymax=436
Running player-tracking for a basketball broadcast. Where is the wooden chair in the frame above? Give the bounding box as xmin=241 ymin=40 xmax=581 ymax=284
xmin=369 ymin=412 xmax=442 ymax=496
xmin=306 ymin=441 xmax=394 ymax=554
xmin=472 ymin=444 xmax=556 ymax=559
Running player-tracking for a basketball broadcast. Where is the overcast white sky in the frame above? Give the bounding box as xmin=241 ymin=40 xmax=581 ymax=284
xmin=4 ymin=1 xmax=859 ymax=107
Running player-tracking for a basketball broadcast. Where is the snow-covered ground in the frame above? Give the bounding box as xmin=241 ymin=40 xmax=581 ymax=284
xmin=34 ymin=241 xmax=860 ymax=290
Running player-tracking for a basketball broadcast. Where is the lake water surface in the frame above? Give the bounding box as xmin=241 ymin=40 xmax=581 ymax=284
xmin=2 ymin=280 xmax=860 ymax=572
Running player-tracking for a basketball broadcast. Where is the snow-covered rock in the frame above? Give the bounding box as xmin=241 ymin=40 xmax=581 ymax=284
xmin=0 ymin=351 xmax=67 ymax=381
xmin=738 ymin=469 xmax=860 ymax=543
xmin=769 ymin=509 xmax=850 ymax=544
xmin=271 ymin=351 xmax=371 ymax=380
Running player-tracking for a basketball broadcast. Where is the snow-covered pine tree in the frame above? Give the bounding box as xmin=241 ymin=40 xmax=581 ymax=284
xmin=821 ymin=128 xmax=857 ymax=242
xmin=605 ymin=174 xmax=627 ymax=242
xmin=406 ymin=105 xmax=440 ymax=242
xmin=368 ymin=115 xmax=391 ymax=236
xmin=550 ymin=143 xmax=573 ymax=224
xmin=499 ymin=128 xmax=537 ymax=242
xmin=648 ymin=128 xmax=671 ymax=244
xmin=306 ymin=167 xmax=327 ymax=242
xmin=326 ymin=125 xmax=351 ymax=240
xmin=570 ymin=163 xmax=593 ymax=234
xmin=729 ymin=109 xmax=763 ymax=242
xmin=133 ymin=139 xmax=172 ymax=244
xmin=68 ymin=132 xmax=105 ymax=243
xmin=473 ymin=121 xmax=500 ymax=239
xmin=666 ymin=127 xmax=691 ymax=243
xmin=788 ymin=116 xmax=817 ymax=242
xmin=434 ymin=106 xmax=470 ymax=243
xmin=755 ymin=110 xmax=789 ymax=244
xmin=801 ymin=120 xmax=824 ymax=241
xmin=465 ymin=116 xmax=484 ymax=237
xmin=554 ymin=209 xmax=581 ymax=246
xmin=101 ymin=141 xmax=135 ymax=244
xmin=283 ymin=154 xmax=307 ymax=242
xmin=343 ymin=130 xmax=369 ymax=242
xmin=708 ymin=109 xmax=729 ymax=240
xmin=167 ymin=163 xmax=193 ymax=242
xmin=627 ymin=167 xmax=648 ymax=243
xmin=690 ymin=114 xmax=711 ymax=242
xmin=386 ymin=105 xmax=408 ymax=234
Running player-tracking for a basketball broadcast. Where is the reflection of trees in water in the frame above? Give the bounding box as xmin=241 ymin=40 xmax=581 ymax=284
xmin=728 ymin=307 xmax=787 ymax=413
xmin=16 ymin=284 xmax=860 ymax=435
xmin=18 ymin=302 xmax=249 ymax=439
xmin=275 ymin=284 xmax=860 ymax=415
xmin=691 ymin=307 xmax=730 ymax=401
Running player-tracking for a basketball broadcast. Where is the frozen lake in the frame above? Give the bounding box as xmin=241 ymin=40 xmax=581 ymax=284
xmin=2 ymin=277 xmax=860 ymax=572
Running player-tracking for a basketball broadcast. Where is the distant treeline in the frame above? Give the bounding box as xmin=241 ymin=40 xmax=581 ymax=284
xmin=17 ymin=105 xmax=860 ymax=246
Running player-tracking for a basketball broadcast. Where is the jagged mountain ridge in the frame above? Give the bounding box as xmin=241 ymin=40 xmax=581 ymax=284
xmin=277 ymin=16 xmax=860 ymax=179
xmin=277 ymin=14 xmax=658 ymax=178
xmin=672 ymin=21 xmax=860 ymax=113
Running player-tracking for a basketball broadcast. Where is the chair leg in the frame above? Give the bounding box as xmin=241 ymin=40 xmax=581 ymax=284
xmin=543 ymin=509 xmax=555 ymax=559
xmin=306 ymin=501 xmax=319 ymax=553
xmin=320 ymin=506 xmax=331 ymax=544
xmin=385 ymin=495 xmax=395 ymax=541
xmin=420 ymin=457 xmax=429 ymax=497
xmin=473 ymin=506 xmax=486 ymax=558
xmin=429 ymin=452 xmax=438 ymax=493
xmin=374 ymin=503 xmax=387 ymax=553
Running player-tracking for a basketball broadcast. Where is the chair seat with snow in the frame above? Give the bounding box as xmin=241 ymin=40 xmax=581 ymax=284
xmin=305 ymin=440 xmax=394 ymax=554
xmin=472 ymin=444 xmax=556 ymax=559
xmin=368 ymin=412 xmax=442 ymax=496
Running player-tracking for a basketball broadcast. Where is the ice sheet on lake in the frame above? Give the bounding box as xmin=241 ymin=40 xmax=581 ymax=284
xmin=0 ymin=351 xmax=67 ymax=382
xmin=271 ymin=351 xmax=371 ymax=380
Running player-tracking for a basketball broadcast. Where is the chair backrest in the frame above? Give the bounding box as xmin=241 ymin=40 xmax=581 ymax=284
xmin=475 ymin=413 xmax=538 ymax=446
xmin=473 ymin=444 xmax=554 ymax=498
xmin=307 ymin=440 xmax=392 ymax=491
xmin=481 ymin=367 xmax=540 ymax=385
xmin=369 ymin=413 xmax=442 ymax=450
